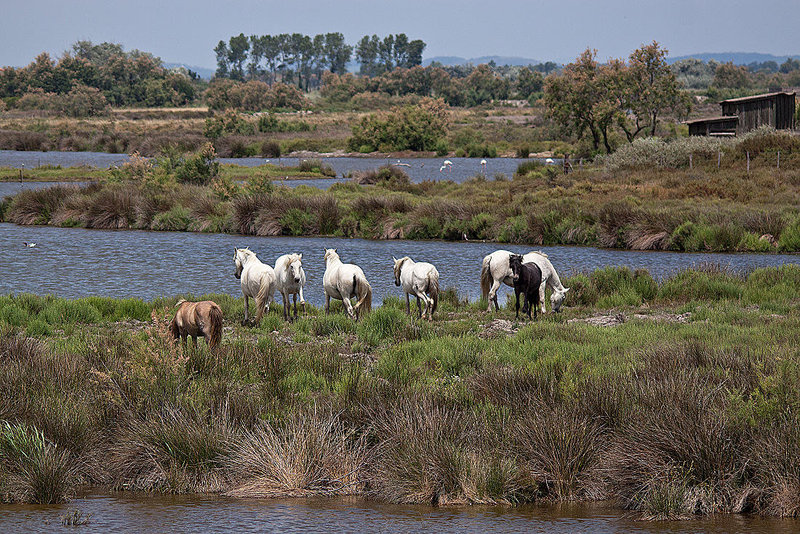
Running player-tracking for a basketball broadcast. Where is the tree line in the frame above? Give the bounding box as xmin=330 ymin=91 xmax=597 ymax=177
xmin=213 ymin=32 xmax=425 ymax=90
xmin=0 ymin=41 xmax=196 ymax=113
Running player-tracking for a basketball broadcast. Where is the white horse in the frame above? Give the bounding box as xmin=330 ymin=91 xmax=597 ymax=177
xmin=274 ymin=253 xmax=306 ymax=322
xmin=322 ymin=249 xmax=372 ymax=320
xmin=234 ymin=248 xmax=276 ymax=325
xmin=393 ymin=256 xmax=440 ymax=320
xmin=480 ymin=249 xmax=569 ymax=313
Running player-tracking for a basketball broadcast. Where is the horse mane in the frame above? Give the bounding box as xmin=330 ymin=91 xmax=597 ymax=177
xmin=528 ymin=250 xmax=548 ymax=258
xmin=174 ymin=298 xmax=187 ymax=308
xmin=393 ymin=256 xmax=410 ymax=278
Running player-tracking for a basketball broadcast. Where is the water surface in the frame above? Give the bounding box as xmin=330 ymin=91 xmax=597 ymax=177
xmin=0 ymin=150 xmax=547 ymax=184
xmin=0 ymin=494 xmax=795 ymax=534
xmin=1 ymin=223 xmax=796 ymax=304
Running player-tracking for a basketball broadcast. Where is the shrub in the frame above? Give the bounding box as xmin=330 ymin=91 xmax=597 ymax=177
xmin=260 ymin=140 xmax=281 ymax=158
xmin=175 ymin=143 xmax=219 ymax=186
xmin=348 ymin=98 xmax=449 ymax=152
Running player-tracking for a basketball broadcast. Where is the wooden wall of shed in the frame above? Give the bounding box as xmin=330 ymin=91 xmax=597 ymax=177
xmin=721 ymin=94 xmax=795 ymax=134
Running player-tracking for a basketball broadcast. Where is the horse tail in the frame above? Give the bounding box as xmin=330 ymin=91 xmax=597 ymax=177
xmin=354 ymin=274 xmax=372 ymax=316
xmin=207 ymin=304 xmax=223 ymax=349
xmin=169 ymin=315 xmax=180 ymax=341
xmin=480 ymin=254 xmax=493 ymax=301
xmin=254 ymin=272 xmax=274 ymax=323
xmin=428 ymin=270 xmax=439 ymax=316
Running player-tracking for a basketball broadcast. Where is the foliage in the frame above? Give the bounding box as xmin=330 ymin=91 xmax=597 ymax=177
xmin=348 ymin=98 xmax=449 ymax=152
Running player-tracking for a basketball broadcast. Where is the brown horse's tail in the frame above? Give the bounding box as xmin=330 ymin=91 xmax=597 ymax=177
xmin=480 ymin=254 xmax=492 ymax=302
xmin=428 ymin=270 xmax=439 ymax=316
xmin=207 ymin=304 xmax=223 ymax=349
xmin=169 ymin=316 xmax=180 ymax=341
xmin=354 ymin=274 xmax=372 ymax=318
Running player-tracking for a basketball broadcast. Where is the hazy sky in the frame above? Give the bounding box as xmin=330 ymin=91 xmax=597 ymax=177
xmin=2 ymin=0 xmax=798 ymax=68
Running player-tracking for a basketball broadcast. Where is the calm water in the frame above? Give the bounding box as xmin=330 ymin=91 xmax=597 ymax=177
xmin=0 ymin=494 xmax=795 ymax=534
xmin=1 ymin=223 xmax=797 ymax=304
xmin=0 ymin=150 xmax=544 ymax=184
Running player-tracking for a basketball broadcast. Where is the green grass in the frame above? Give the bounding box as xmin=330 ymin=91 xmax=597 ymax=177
xmin=0 ymin=265 xmax=799 ymax=516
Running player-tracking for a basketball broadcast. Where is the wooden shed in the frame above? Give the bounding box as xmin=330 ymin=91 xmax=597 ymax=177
xmin=686 ymin=116 xmax=739 ymax=137
xmin=719 ymin=92 xmax=796 ymax=134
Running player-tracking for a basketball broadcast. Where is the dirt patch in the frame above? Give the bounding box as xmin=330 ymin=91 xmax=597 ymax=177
xmin=480 ymin=318 xmax=518 ymax=337
xmin=568 ymin=312 xmax=691 ymax=327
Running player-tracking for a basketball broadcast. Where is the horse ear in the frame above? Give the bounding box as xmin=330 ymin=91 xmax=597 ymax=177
xmin=298 ymin=253 xmax=302 ymax=260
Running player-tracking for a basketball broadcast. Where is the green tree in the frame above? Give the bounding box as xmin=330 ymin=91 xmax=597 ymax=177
xmin=214 ymin=40 xmax=230 ymax=78
xmin=228 ymin=34 xmax=250 ymax=81
xmin=712 ymin=62 xmax=751 ymax=89
xmin=618 ymin=41 xmax=690 ymax=140
xmin=544 ymin=49 xmax=616 ymax=153
xmin=355 ymin=35 xmax=380 ymax=76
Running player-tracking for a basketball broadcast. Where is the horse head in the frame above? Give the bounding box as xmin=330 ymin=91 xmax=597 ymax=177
xmin=287 ymin=254 xmax=303 ymax=284
xmin=551 ymin=287 xmax=570 ymax=313
xmin=324 ymin=248 xmax=339 ymax=265
xmin=234 ymin=248 xmax=252 ymax=279
xmin=508 ymin=254 xmax=523 ymax=281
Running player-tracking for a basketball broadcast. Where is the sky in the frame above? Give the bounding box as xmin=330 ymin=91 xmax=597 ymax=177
xmin=1 ymin=0 xmax=798 ymax=68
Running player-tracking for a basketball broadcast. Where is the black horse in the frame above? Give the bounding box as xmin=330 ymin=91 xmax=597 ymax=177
xmin=509 ymin=254 xmax=543 ymax=321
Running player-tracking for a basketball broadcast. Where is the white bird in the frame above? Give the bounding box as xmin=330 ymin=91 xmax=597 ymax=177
xmin=439 ymin=165 xmax=446 ymax=172
xmin=23 ymin=242 xmax=36 ymax=248
xmin=545 ymin=158 xmax=554 ymax=165
xmin=443 ymin=160 xmax=452 ymax=166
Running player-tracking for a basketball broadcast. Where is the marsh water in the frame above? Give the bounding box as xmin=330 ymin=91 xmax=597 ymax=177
xmin=0 ymin=494 xmax=797 ymax=534
xmin=1 ymin=223 xmax=798 ymax=304
xmin=0 ymin=149 xmax=544 ymax=184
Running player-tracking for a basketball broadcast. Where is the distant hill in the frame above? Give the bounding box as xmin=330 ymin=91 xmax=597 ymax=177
xmin=163 ymin=62 xmax=215 ymax=79
xmin=423 ymin=55 xmax=541 ymax=67
xmin=667 ymin=52 xmax=800 ymax=65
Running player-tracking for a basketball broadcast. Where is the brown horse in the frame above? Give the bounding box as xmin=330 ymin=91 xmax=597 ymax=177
xmin=169 ymin=300 xmax=223 ymax=350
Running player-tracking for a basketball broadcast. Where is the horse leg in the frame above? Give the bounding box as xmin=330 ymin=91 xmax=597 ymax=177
xmin=487 ymin=279 xmax=503 ymax=313
xmin=292 ymin=293 xmax=298 ymax=321
xmin=539 ymin=281 xmax=547 ymax=314
xmin=243 ymin=295 xmax=250 ymax=324
xmin=515 ymin=289 xmax=521 ymax=320
xmin=341 ymin=295 xmax=355 ymax=319
xmin=405 ymin=293 xmax=411 ymax=315
xmin=299 ymin=287 xmax=306 ymax=315
xmin=282 ymin=291 xmax=289 ymax=322
xmin=325 ymin=295 xmax=330 ymax=315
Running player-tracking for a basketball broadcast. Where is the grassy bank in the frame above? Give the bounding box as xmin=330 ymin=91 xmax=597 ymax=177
xmin=1 ymin=264 xmax=800 ymax=520
xmin=3 ymin=145 xmax=800 ymax=252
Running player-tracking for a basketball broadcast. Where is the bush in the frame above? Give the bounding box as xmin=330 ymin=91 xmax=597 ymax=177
xmin=260 ymin=140 xmax=281 ymax=158
xmin=175 ymin=143 xmax=219 ymax=186
xmin=348 ymin=98 xmax=449 ymax=152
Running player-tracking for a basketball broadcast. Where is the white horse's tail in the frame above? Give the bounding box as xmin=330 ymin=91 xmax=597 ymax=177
xmin=480 ymin=254 xmax=493 ymax=301
xmin=254 ymin=272 xmax=274 ymax=323
xmin=428 ymin=270 xmax=439 ymax=316
xmin=354 ymin=274 xmax=372 ymax=317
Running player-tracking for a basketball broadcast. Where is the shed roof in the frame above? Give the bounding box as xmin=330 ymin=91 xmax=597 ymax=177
xmin=684 ymin=116 xmax=739 ymax=125
xmin=719 ymin=92 xmax=796 ymax=104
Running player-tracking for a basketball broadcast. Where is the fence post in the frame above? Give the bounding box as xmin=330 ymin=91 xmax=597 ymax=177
xmin=717 ymin=151 xmax=721 ymax=169
xmin=689 ymin=153 xmax=693 ymax=169
xmin=746 ymin=151 xmax=750 ymax=174
xmin=777 ymin=150 xmax=780 ymax=170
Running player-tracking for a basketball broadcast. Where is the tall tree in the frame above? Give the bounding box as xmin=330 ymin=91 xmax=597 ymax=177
xmin=620 ymin=41 xmax=689 ymax=139
xmin=214 ymin=40 xmax=231 ymax=79
xmin=323 ymin=32 xmax=352 ymax=74
xmin=544 ymin=49 xmax=616 ymax=153
xmin=228 ymin=33 xmax=250 ymax=81
xmin=355 ymin=35 xmax=380 ymax=76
